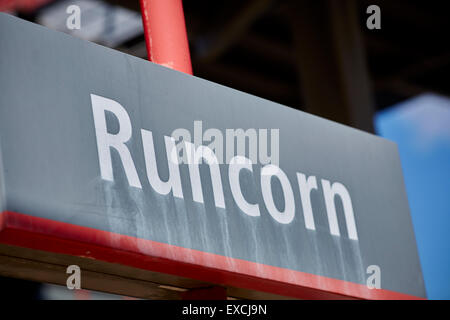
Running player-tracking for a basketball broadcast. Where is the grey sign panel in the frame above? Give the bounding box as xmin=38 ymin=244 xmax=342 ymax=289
xmin=0 ymin=14 xmax=425 ymax=298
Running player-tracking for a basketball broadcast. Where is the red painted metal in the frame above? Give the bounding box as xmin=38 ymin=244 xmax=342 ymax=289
xmin=0 ymin=0 xmax=53 ymax=12
xmin=139 ymin=0 xmax=193 ymax=75
xmin=0 ymin=211 xmax=424 ymax=300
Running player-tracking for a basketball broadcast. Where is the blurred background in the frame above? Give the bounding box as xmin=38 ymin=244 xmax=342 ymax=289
xmin=0 ymin=0 xmax=449 ymax=299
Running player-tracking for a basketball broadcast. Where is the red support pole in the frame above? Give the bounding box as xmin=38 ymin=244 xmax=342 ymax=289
xmin=139 ymin=0 xmax=193 ymax=75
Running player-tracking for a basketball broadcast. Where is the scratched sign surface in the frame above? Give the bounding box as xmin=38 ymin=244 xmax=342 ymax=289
xmin=0 ymin=14 xmax=425 ymax=298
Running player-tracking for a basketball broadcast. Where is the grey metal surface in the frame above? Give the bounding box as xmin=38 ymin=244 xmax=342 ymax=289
xmin=0 ymin=14 xmax=425 ymax=297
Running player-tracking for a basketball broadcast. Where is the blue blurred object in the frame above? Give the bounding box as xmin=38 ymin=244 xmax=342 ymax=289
xmin=375 ymin=93 xmax=450 ymax=300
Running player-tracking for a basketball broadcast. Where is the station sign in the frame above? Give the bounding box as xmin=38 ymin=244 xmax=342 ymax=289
xmin=0 ymin=14 xmax=425 ymax=299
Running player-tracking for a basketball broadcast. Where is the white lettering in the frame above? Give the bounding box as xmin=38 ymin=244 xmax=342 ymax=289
xmin=229 ymin=156 xmax=260 ymax=217
xmin=322 ymin=179 xmax=358 ymax=240
xmin=90 ymin=94 xmax=142 ymax=188
xmin=261 ymin=165 xmax=295 ymax=224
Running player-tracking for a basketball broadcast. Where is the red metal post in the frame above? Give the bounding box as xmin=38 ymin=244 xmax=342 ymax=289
xmin=0 ymin=0 xmax=53 ymax=13
xmin=139 ymin=0 xmax=193 ymax=75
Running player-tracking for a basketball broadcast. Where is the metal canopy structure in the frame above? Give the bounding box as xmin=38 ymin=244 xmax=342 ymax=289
xmin=102 ymin=0 xmax=450 ymax=128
